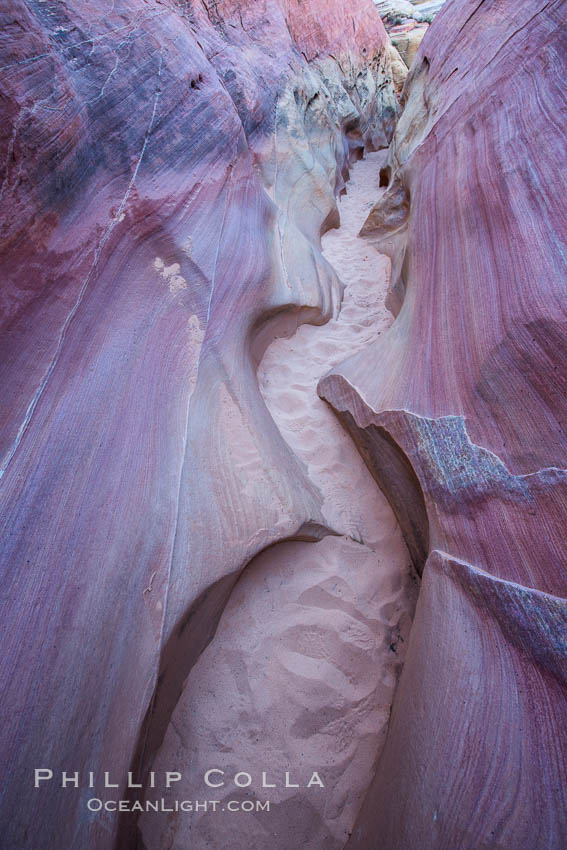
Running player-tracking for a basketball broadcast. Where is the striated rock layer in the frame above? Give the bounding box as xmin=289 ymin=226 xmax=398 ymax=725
xmin=319 ymin=0 xmax=567 ymax=847
xmin=389 ymin=20 xmax=428 ymax=67
xmin=0 ymin=2 xmax=400 ymax=849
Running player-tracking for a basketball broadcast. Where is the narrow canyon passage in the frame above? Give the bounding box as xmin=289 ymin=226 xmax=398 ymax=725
xmin=140 ymin=154 xmax=418 ymax=850
xmin=2 ymin=0 xmax=564 ymax=847
xmin=259 ymin=151 xmax=401 ymax=550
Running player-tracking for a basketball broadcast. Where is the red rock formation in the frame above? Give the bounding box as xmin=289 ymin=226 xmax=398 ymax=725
xmin=0 ymin=1 xmax=399 ymax=849
xmin=319 ymin=0 xmax=567 ymax=846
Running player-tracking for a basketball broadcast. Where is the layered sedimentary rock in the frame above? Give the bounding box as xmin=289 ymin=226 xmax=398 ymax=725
xmin=375 ymin=0 xmax=423 ymax=19
xmin=376 ymin=0 xmax=448 ymax=69
xmin=320 ymin=0 xmax=567 ymax=847
xmin=3 ymin=0 xmax=566 ymax=847
xmin=389 ymin=20 xmax=428 ymax=67
xmin=0 ymin=1 xmax=402 ymax=849
xmin=374 ymin=0 xmax=447 ymax=22
xmin=413 ymin=0 xmax=447 ymax=15
xmin=375 ymin=2 xmax=431 ymax=70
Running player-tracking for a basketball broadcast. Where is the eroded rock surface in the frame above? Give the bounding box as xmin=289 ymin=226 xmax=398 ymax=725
xmin=3 ymin=0 xmax=565 ymax=847
xmin=389 ymin=20 xmax=428 ymax=67
xmin=375 ymin=0 xmax=447 ymax=23
xmin=0 ymin=2 xmax=402 ymax=849
xmin=319 ymin=1 xmax=567 ymax=847
xmin=388 ymin=43 xmax=409 ymax=93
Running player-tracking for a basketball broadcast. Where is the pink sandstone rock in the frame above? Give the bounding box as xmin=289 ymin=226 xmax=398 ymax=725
xmin=389 ymin=20 xmax=418 ymax=32
xmin=0 ymin=1 xmax=400 ymax=848
xmin=2 ymin=0 xmax=565 ymax=847
xmin=319 ymin=0 xmax=567 ymax=847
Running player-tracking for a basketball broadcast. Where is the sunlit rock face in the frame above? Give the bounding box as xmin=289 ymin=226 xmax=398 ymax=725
xmin=411 ymin=0 xmax=447 ymax=17
xmin=375 ymin=0 xmax=447 ymax=21
xmin=320 ymin=0 xmax=567 ymax=847
xmin=375 ymin=0 xmax=423 ymax=20
xmin=0 ymin=1 xmax=402 ymax=849
xmin=375 ymin=0 xmax=448 ymax=68
xmin=388 ymin=43 xmax=409 ymax=92
xmin=389 ymin=20 xmax=429 ymax=67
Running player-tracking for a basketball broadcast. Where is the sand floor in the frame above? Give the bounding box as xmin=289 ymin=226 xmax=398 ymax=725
xmin=259 ymin=151 xmax=401 ymax=551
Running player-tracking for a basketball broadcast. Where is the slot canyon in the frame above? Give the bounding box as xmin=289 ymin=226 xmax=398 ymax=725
xmin=0 ymin=1 xmax=565 ymax=849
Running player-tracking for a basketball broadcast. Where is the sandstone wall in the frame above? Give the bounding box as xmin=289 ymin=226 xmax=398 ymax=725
xmin=0 ymin=2 xmax=397 ymax=848
xmin=320 ymin=0 xmax=567 ymax=846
